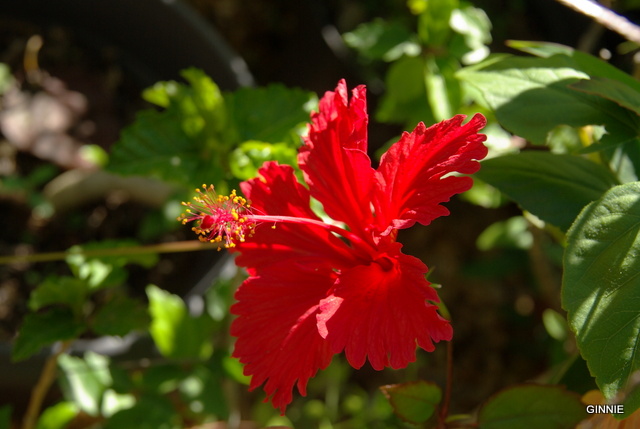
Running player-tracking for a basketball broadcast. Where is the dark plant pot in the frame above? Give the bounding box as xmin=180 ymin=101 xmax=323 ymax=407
xmin=0 ymin=0 xmax=254 ymax=89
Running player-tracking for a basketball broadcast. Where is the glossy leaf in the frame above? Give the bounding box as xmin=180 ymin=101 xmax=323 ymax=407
xmin=571 ymin=76 xmax=640 ymax=117
xmin=562 ymin=182 xmax=640 ymax=414
xmin=475 ymin=151 xmax=619 ymax=231
xmin=458 ymin=55 xmax=640 ymax=146
xmin=147 ymin=285 xmax=215 ymax=360
xmin=12 ymin=308 xmax=85 ymax=362
xmin=380 ymin=380 xmax=441 ymax=424
xmin=507 ymin=41 xmax=640 ymax=94
xmin=477 ymin=384 xmax=586 ymax=429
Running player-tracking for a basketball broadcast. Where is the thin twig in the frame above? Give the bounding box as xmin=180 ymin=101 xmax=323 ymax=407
xmin=22 ymin=341 xmax=72 ymax=429
xmin=555 ymin=0 xmax=640 ymax=45
xmin=0 ymin=240 xmax=221 ymax=265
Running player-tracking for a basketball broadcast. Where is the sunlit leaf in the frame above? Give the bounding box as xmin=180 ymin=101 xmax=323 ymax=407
xmin=229 ymin=140 xmax=298 ymax=180
xmin=58 ymin=352 xmax=111 ymax=416
xmin=458 ymin=55 xmax=640 ymax=146
xmin=35 ymin=402 xmax=78 ymax=429
xmin=343 ymin=19 xmax=419 ymax=61
xmin=66 ymin=240 xmax=158 ymax=290
xmin=147 ymin=285 xmax=215 ymax=360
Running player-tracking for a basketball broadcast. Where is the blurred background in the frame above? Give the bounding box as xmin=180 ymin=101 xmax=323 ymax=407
xmin=0 ymin=1 xmax=638 ymax=428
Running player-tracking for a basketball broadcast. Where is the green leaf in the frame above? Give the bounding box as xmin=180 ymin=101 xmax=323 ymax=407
xmin=92 ymin=295 xmax=149 ymax=337
xmin=506 ymin=40 xmax=574 ymax=58
xmin=475 ymin=151 xmax=619 ymax=231
xmin=377 ymin=56 xmax=434 ymax=126
xmin=458 ymin=55 xmax=640 ymax=145
xmin=416 ymin=0 xmax=457 ymax=46
xmin=110 ymin=69 xmax=230 ymax=189
xmin=103 ymin=395 xmax=179 ymax=429
xmin=29 ymin=276 xmax=88 ymax=315
xmin=507 ymin=41 xmax=640 ymax=94
xmin=343 ymin=19 xmax=419 ymax=62
xmin=101 ymin=390 xmax=136 ymax=418
xmin=66 ymin=240 xmax=158 ymax=290
xmin=224 ymin=83 xmax=314 ymax=145
xmin=58 ymin=352 xmax=111 ymax=416
xmin=424 ymin=55 xmax=461 ymax=120
xmin=111 ymin=72 xmax=312 ymax=188
xmin=36 ymin=402 xmax=78 ymax=429
xmin=229 ymin=140 xmax=298 ymax=180
xmin=0 ymin=63 xmax=13 ymax=96
xmin=143 ymin=67 xmax=226 ymax=138
xmin=477 ymin=384 xmax=586 ymax=429
xmin=571 ymin=76 xmax=640 ymax=117
xmin=147 ymin=285 xmax=215 ymax=360
xmin=449 ymin=6 xmax=492 ymax=64
xmin=222 ymin=356 xmax=251 ymax=386
xmin=12 ymin=308 xmax=85 ymax=361
xmin=108 ymin=108 xmax=223 ymax=189
xmin=562 ymin=182 xmax=640 ymax=415
xmin=380 ymin=380 xmax=441 ymax=424
xmin=476 ymin=216 xmax=532 ymax=251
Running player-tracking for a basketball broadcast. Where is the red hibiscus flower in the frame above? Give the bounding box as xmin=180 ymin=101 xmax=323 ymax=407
xmin=179 ymin=80 xmax=488 ymax=413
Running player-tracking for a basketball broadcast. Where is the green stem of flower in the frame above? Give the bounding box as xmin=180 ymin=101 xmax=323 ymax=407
xmin=0 ymin=240 xmax=220 ymax=265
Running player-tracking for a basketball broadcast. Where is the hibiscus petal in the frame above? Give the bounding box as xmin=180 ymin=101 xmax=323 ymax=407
xmin=237 ymin=161 xmax=361 ymax=270
xmin=231 ymin=267 xmax=335 ymax=413
xmin=374 ymin=114 xmax=488 ymax=235
xmin=317 ymin=242 xmax=453 ymax=371
xmin=298 ymin=80 xmax=376 ymax=237
xmin=232 ymin=161 xmax=360 ymax=412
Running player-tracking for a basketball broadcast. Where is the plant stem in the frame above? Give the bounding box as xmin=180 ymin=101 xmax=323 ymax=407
xmin=22 ymin=341 xmax=72 ymax=429
xmin=438 ymin=341 xmax=454 ymax=429
xmin=555 ymin=0 xmax=640 ymax=45
xmin=0 ymin=240 xmax=220 ymax=265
